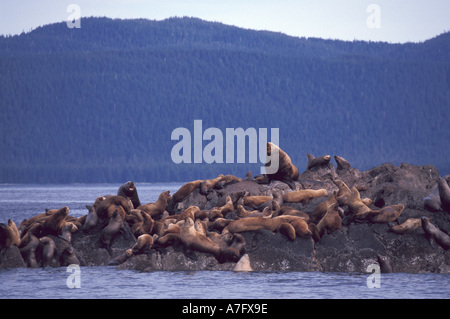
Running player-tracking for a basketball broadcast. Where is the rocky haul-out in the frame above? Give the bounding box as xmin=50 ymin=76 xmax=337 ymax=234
xmin=1 ymin=144 xmax=449 ymax=273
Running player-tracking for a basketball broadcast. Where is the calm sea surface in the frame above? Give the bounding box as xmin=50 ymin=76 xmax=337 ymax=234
xmin=0 ymin=183 xmax=449 ymax=299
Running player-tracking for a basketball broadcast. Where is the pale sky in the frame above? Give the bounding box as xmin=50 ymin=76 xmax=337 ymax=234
xmin=0 ymin=0 xmax=449 ymax=43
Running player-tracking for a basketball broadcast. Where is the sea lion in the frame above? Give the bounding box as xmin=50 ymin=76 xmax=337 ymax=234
xmin=275 ymin=215 xmax=312 ymax=239
xmin=257 ymin=142 xmax=299 ymax=190
xmin=389 ymin=218 xmax=422 ymax=235
xmin=137 ymin=190 xmax=171 ymax=219
xmin=180 ymin=217 xmax=221 ymax=260
xmin=200 ymin=175 xmax=224 ymax=195
xmin=19 ymin=234 xmax=39 ymax=268
xmin=311 ymin=203 xmax=342 ymax=242
xmin=377 ymin=254 xmax=393 ymax=273
xmin=437 ymin=177 xmax=450 ymax=212
xmin=209 ymin=218 xmax=232 ymax=232
xmin=42 ymin=206 xmax=70 ymax=238
xmin=93 ymin=196 xmax=132 ymax=219
xmin=167 ymin=180 xmax=202 ymax=212
xmin=421 ymin=217 xmax=450 ymax=250
xmin=216 ymin=191 xmax=247 ymax=207
xmin=129 ymin=210 xmax=154 ymax=237
xmin=60 ymin=246 xmax=80 ymax=266
xmin=334 ymin=155 xmax=352 ymax=171
xmin=224 ymin=216 xmax=279 ymax=234
xmin=100 ymin=209 xmax=124 ymax=248
xmin=333 ymin=179 xmax=351 ymax=205
xmin=365 ymin=204 xmax=405 ymax=223
xmin=282 ymin=189 xmax=328 ymax=204
xmin=60 ymin=222 xmax=78 ymax=243
xmin=423 ymin=184 xmax=442 ymax=212
xmin=306 ymin=153 xmax=331 ymax=170
xmin=310 ymin=191 xmax=338 ymax=223
xmin=117 ymin=181 xmax=141 ymax=209
xmin=130 ymin=234 xmax=154 ymax=255
xmin=347 ymin=187 xmax=372 ymax=217
xmin=83 ymin=205 xmax=98 ymax=232
xmin=216 ymin=175 xmax=243 ymax=189
xmin=243 ymin=195 xmax=273 ymax=208
xmin=39 ymin=236 xmax=56 ymax=267
xmin=217 ymin=195 xmax=234 ymax=215
xmin=108 ymin=250 xmax=133 ymax=266
xmin=0 ymin=219 xmax=21 ymax=250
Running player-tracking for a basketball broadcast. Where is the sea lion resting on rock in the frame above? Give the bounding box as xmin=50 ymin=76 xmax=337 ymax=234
xmin=307 ymin=153 xmax=331 ymax=170
xmin=117 ymin=181 xmax=141 ymax=209
xmin=310 ymin=203 xmax=342 ymax=242
xmin=40 ymin=236 xmax=56 ymax=267
xmin=100 ymin=209 xmax=124 ymax=248
xmin=421 ymin=217 xmax=450 ymax=250
xmin=437 ymin=177 xmax=450 ymax=213
xmin=0 ymin=219 xmax=20 ymax=250
xmin=223 ymin=215 xmax=311 ymax=240
xmin=167 ymin=180 xmax=203 ymax=212
xmin=257 ymin=142 xmax=299 ymax=190
xmin=282 ymin=189 xmax=328 ymax=205
xmin=93 ymin=196 xmax=132 ymax=219
xmin=389 ymin=218 xmax=422 ymax=235
xmin=137 ymin=190 xmax=171 ymax=219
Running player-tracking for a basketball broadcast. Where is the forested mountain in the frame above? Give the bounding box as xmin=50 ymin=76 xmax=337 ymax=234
xmin=0 ymin=17 xmax=449 ymax=183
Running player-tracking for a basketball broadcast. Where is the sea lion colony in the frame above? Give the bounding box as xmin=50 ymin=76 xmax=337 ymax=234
xmin=1 ymin=143 xmax=449 ymax=272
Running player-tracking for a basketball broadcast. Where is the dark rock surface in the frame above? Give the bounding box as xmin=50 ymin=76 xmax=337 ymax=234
xmin=1 ymin=159 xmax=449 ymax=273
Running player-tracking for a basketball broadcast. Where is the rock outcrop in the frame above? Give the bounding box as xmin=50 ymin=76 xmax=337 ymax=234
xmin=1 ymin=157 xmax=449 ymax=273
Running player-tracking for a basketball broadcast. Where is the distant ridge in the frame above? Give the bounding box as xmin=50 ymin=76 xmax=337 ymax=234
xmin=0 ymin=17 xmax=449 ymax=183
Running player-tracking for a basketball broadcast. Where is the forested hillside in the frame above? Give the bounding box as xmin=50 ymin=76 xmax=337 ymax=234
xmin=0 ymin=17 xmax=449 ymax=183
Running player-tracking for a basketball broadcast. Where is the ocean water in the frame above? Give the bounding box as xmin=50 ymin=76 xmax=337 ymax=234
xmin=0 ymin=183 xmax=449 ymax=299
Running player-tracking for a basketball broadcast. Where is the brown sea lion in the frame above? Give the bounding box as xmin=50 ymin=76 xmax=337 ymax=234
xmin=117 ymin=181 xmax=141 ymax=209
xmin=347 ymin=187 xmax=372 ymax=217
xmin=282 ymin=189 xmax=328 ymax=204
xmin=0 ymin=219 xmax=20 ymax=250
xmin=42 ymin=206 xmax=70 ymax=238
xmin=60 ymin=222 xmax=78 ymax=243
xmin=180 ymin=217 xmax=222 ymax=260
xmin=437 ymin=177 xmax=450 ymax=212
xmin=333 ymin=179 xmax=351 ymax=205
xmin=167 ymin=180 xmax=203 ymax=211
xmin=389 ymin=218 xmax=422 ymax=234
xmin=243 ymin=195 xmax=273 ymax=208
xmin=60 ymin=246 xmax=80 ymax=266
xmin=423 ymin=184 xmax=442 ymax=212
xmin=217 ymin=195 xmax=234 ymax=215
xmin=216 ymin=175 xmax=243 ymax=189
xmin=257 ymin=142 xmax=299 ymax=190
xmin=137 ymin=190 xmax=171 ymax=219
xmin=39 ymin=236 xmax=56 ymax=267
xmin=19 ymin=234 xmax=39 ymax=268
xmin=83 ymin=205 xmax=98 ymax=232
xmin=365 ymin=204 xmax=405 ymax=223
xmin=310 ymin=191 xmax=338 ymax=223
xmin=310 ymin=203 xmax=342 ymax=242
xmin=108 ymin=250 xmax=133 ymax=266
xmin=334 ymin=155 xmax=352 ymax=171
xmin=216 ymin=191 xmax=247 ymax=207
xmin=130 ymin=234 xmax=154 ymax=255
xmin=93 ymin=196 xmax=132 ymax=219
xmin=200 ymin=175 xmax=224 ymax=195
xmin=377 ymin=254 xmax=393 ymax=273
xmin=100 ymin=209 xmax=124 ymax=247
xmin=306 ymin=153 xmax=331 ymax=170
xmin=129 ymin=210 xmax=154 ymax=237
xmin=421 ymin=217 xmax=450 ymax=250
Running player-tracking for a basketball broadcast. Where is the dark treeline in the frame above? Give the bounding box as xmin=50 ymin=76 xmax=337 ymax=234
xmin=0 ymin=17 xmax=449 ymax=183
